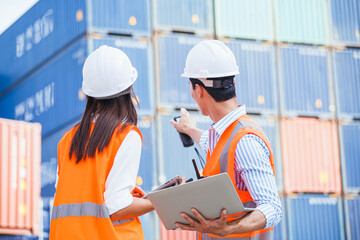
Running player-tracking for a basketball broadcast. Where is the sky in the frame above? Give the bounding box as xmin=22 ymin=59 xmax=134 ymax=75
xmin=0 ymin=0 xmax=39 ymax=34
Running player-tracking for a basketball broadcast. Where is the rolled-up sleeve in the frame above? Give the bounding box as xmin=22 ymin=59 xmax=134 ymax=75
xmin=199 ymin=130 xmax=209 ymax=153
xmin=234 ymin=134 xmax=282 ymax=229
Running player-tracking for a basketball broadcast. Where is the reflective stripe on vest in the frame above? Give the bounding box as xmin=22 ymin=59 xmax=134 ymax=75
xmin=52 ymin=202 xmax=134 ymax=225
xmin=199 ymin=231 xmax=274 ymax=240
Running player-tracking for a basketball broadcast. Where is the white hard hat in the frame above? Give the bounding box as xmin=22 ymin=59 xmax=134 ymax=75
xmin=82 ymin=45 xmax=138 ymax=99
xmin=181 ymin=40 xmax=239 ymax=79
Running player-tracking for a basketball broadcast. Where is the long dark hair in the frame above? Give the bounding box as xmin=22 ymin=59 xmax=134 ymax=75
xmin=69 ymin=87 xmax=138 ymax=163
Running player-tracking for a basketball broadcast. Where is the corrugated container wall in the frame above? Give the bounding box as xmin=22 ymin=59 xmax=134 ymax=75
xmin=88 ymin=0 xmax=151 ymax=36
xmin=330 ymin=0 xmax=360 ymax=46
xmin=345 ymin=195 xmax=360 ymax=240
xmin=0 ymin=0 xmax=151 ymax=96
xmin=0 ymin=119 xmax=41 ymax=235
xmin=137 ymin=116 xmax=157 ymax=193
xmin=214 ymin=0 xmax=274 ymax=41
xmin=154 ymin=0 xmax=213 ymax=35
xmin=0 ymin=38 xmax=87 ymax=137
xmin=287 ymin=194 xmax=345 ymax=240
xmin=333 ymin=48 xmax=360 ymax=119
xmin=274 ymin=0 xmax=329 ymax=45
xmin=273 ymin=197 xmax=286 ymax=240
xmin=0 ymin=35 xmax=155 ymax=137
xmin=139 ymin=212 xmax=157 ymax=240
xmin=0 ymin=0 xmax=86 ymax=95
xmin=278 ymin=45 xmax=334 ymax=118
xmin=226 ymin=40 xmax=278 ymax=115
xmin=0 ymin=236 xmax=37 ymax=240
xmin=157 ymin=34 xmax=205 ymax=108
xmin=161 ymin=223 xmax=196 ymax=240
xmin=339 ymin=122 xmax=360 ymax=193
xmin=158 ymin=112 xmax=211 ymax=182
xmin=281 ymin=118 xmax=342 ymax=194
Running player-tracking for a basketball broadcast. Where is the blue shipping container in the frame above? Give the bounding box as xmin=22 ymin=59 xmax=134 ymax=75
xmin=333 ymin=49 xmax=360 ymax=119
xmin=274 ymin=0 xmax=329 ymax=45
xmin=273 ymin=196 xmax=286 ymax=240
xmin=0 ymin=0 xmax=151 ymax=95
xmin=41 ymin=121 xmax=76 ymax=197
xmin=214 ymin=0 xmax=274 ymax=41
xmin=339 ymin=122 xmax=360 ymax=193
xmin=158 ymin=34 xmax=205 ymax=108
xmin=345 ymin=195 xmax=360 ymax=240
xmin=159 ymin=111 xmax=212 ymax=181
xmin=0 ymin=236 xmax=37 ymax=240
xmin=89 ymin=0 xmax=151 ymax=36
xmin=0 ymin=35 xmax=154 ymax=136
xmin=139 ymin=212 xmax=157 ymax=240
xmin=154 ymin=0 xmax=213 ymax=34
xmin=330 ymin=0 xmax=360 ymax=46
xmin=287 ymin=194 xmax=345 ymax=240
xmin=279 ymin=45 xmax=333 ymax=117
xmin=226 ymin=40 xmax=278 ymax=115
xmin=0 ymin=0 xmax=86 ymax=95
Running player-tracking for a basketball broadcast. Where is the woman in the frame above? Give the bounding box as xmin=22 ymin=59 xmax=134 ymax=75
xmin=49 ymin=45 xmax=153 ymax=240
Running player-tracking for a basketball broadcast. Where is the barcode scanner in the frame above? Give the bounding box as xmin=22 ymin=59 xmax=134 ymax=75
xmin=173 ymin=116 xmax=194 ymax=147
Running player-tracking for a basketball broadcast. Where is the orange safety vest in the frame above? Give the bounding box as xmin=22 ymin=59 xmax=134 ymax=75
xmin=50 ymin=123 xmax=145 ymax=240
xmin=199 ymin=114 xmax=276 ymax=240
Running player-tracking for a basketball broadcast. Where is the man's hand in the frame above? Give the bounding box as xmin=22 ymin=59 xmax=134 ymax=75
xmin=131 ymin=186 xmax=146 ymax=198
xmin=175 ymin=208 xmax=231 ymax=237
xmin=170 ymin=108 xmax=196 ymax=135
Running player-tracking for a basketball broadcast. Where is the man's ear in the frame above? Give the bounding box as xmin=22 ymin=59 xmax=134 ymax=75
xmin=195 ymin=84 xmax=204 ymax=97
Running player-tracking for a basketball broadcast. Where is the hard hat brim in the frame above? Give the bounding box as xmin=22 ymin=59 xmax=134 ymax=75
xmin=181 ymin=70 xmax=239 ymax=79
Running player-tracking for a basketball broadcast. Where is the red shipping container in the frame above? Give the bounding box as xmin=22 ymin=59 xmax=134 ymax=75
xmin=0 ymin=118 xmax=41 ymax=235
xmin=161 ymin=222 xmax=196 ymax=240
xmin=281 ymin=117 xmax=341 ymax=194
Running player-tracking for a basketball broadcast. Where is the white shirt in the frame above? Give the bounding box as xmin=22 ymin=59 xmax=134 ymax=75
xmin=104 ymin=130 xmax=142 ymax=214
xmin=56 ymin=129 xmax=142 ymax=215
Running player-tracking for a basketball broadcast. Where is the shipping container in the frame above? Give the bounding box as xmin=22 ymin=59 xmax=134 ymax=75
xmin=153 ymin=0 xmax=213 ymax=35
xmin=330 ymin=0 xmax=360 ymax=46
xmin=139 ymin=212 xmax=158 ymax=240
xmin=137 ymin=115 xmax=158 ymax=193
xmin=0 ymin=118 xmax=41 ymax=235
xmin=344 ymin=194 xmax=360 ymax=240
xmin=287 ymin=194 xmax=345 ymax=240
xmin=226 ymin=40 xmax=278 ymax=115
xmin=278 ymin=45 xmax=334 ymax=118
xmin=339 ymin=121 xmax=360 ymax=193
xmin=156 ymin=34 xmax=205 ymax=108
xmin=89 ymin=0 xmax=151 ymax=36
xmin=273 ymin=196 xmax=287 ymax=240
xmin=41 ymin=121 xmax=77 ymax=198
xmin=274 ymin=0 xmax=329 ymax=45
xmin=214 ymin=0 xmax=274 ymax=41
xmin=280 ymin=118 xmax=341 ymax=194
xmin=0 ymin=0 xmax=151 ymax=95
xmin=0 ymin=35 xmax=155 ymax=137
xmin=158 ymin=111 xmax=212 ymax=182
xmin=161 ymin=222 xmax=196 ymax=240
xmin=0 ymin=235 xmax=37 ymax=240
xmin=333 ymin=48 xmax=360 ymax=119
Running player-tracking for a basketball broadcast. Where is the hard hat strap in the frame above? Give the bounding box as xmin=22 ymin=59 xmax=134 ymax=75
xmin=94 ymin=88 xmax=131 ymax=100
xmin=195 ymin=77 xmax=234 ymax=89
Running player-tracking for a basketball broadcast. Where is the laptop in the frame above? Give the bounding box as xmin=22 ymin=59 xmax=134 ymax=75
xmin=147 ymin=172 xmax=254 ymax=230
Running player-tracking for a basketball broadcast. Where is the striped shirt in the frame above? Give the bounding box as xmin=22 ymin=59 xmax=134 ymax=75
xmin=199 ymin=105 xmax=282 ymax=229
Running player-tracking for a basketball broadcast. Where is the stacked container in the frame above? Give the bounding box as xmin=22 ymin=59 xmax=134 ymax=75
xmin=1 ymin=0 xmax=360 ymax=239
xmin=0 ymin=119 xmax=41 ymax=236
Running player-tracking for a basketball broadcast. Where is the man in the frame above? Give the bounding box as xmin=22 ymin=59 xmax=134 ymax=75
xmin=170 ymin=40 xmax=282 ymax=239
